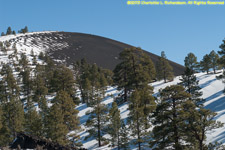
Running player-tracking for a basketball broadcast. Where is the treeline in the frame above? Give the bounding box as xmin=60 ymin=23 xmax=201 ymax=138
xmin=1 ymin=26 xmax=28 ymax=36
xmin=107 ymin=47 xmax=224 ymax=150
xmin=185 ymin=50 xmax=222 ymax=74
xmin=0 ymin=48 xmax=81 ymax=146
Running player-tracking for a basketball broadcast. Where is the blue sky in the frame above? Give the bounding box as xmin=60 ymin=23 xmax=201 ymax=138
xmin=0 ymin=0 xmax=225 ymax=65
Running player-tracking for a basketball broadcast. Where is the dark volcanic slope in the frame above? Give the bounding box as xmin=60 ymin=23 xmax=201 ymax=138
xmin=53 ymin=32 xmax=184 ymax=75
xmin=10 ymin=31 xmax=185 ymax=75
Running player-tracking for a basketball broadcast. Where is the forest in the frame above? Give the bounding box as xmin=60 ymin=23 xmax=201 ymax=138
xmin=0 ymin=27 xmax=225 ymax=150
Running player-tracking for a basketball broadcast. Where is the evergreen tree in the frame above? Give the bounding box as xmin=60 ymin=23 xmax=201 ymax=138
xmin=46 ymin=103 xmax=68 ymax=145
xmin=0 ymin=65 xmax=24 ymax=144
xmin=156 ymin=51 xmax=174 ymax=83
xmin=24 ymin=26 xmax=28 ymax=33
xmin=113 ymin=47 xmax=156 ymax=102
xmin=6 ymin=27 xmax=12 ymax=35
xmin=184 ymin=52 xmax=199 ymax=71
xmin=120 ymin=122 xmax=130 ymax=150
xmin=86 ymin=96 xmax=108 ymax=147
xmin=25 ymin=107 xmax=43 ymax=136
xmin=20 ymin=67 xmax=33 ymax=108
xmin=0 ymin=106 xmax=2 ymax=130
xmin=99 ymin=72 xmax=108 ymax=98
xmin=128 ymin=89 xmax=152 ymax=150
xmin=218 ymin=39 xmax=225 ymax=68
xmin=179 ymin=67 xmax=204 ymax=106
xmin=12 ymin=30 xmax=16 ymax=35
xmin=150 ymin=85 xmax=190 ymax=150
xmin=73 ymin=58 xmax=89 ymax=103
xmin=140 ymin=85 xmax=156 ymax=129
xmin=52 ymin=90 xmax=79 ymax=131
xmin=182 ymin=101 xmax=224 ymax=150
xmin=200 ymin=54 xmax=211 ymax=74
xmin=1 ymin=32 xmax=5 ymax=36
xmin=113 ymin=61 xmax=130 ymax=102
xmin=50 ymin=65 xmax=76 ymax=98
xmin=141 ymin=52 xmax=156 ymax=81
xmin=209 ymin=50 xmax=219 ymax=74
xmin=108 ymin=102 xmax=121 ymax=148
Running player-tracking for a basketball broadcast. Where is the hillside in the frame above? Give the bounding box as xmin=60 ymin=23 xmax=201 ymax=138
xmin=1 ymin=32 xmax=224 ymax=149
xmin=77 ymin=71 xmax=225 ymax=149
xmin=0 ymin=31 xmax=184 ymax=75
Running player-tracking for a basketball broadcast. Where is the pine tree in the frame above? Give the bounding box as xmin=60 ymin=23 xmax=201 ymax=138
xmin=120 ymin=122 xmax=130 ymax=150
xmin=52 ymin=90 xmax=79 ymax=130
xmin=108 ymin=102 xmax=121 ymax=148
xmin=156 ymin=51 xmax=173 ymax=83
xmin=83 ymin=78 xmax=92 ymax=104
xmin=24 ymin=26 xmax=28 ymax=33
xmin=86 ymin=96 xmax=108 ymax=147
xmin=113 ymin=61 xmax=130 ymax=102
xmin=25 ymin=107 xmax=43 ymax=136
xmin=140 ymin=52 xmax=156 ymax=81
xmin=99 ymin=72 xmax=108 ymax=98
xmin=209 ymin=50 xmax=219 ymax=74
xmin=20 ymin=67 xmax=33 ymax=109
xmin=140 ymin=85 xmax=156 ymax=129
xmin=12 ymin=30 xmax=16 ymax=35
xmin=150 ymin=85 xmax=190 ymax=150
xmin=179 ymin=67 xmax=204 ymax=106
xmin=46 ymin=103 xmax=68 ymax=145
xmin=184 ymin=52 xmax=199 ymax=71
xmin=128 ymin=90 xmax=148 ymax=150
xmin=0 ymin=65 xmax=24 ymax=144
xmin=1 ymin=32 xmax=5 ymax=36
xmin=73 ymin=58 xmax=89 ymax=103
xmin=113 ymin=47 xmax=156 ymax=102
xmin=0 ymin=106 xmax=2 ymax=130
xmin=218 ymin=39 xmax=225 ymax=68
xmin=6 ymin=27 xmax=12 ymax=35
xmin=200 ymin=54 xmax=211 ymax=74
xmin=50 ymin=65 xmax=76 ymax=96
xmin=182 ymin=101 xmax=224 ymax=150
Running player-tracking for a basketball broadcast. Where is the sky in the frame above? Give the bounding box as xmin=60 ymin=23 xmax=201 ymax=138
xmin=0 ymin=0 xmax=225 ymax=65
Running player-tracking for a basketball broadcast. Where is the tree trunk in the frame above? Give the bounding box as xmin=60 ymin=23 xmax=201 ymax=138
xmin=173 ymin=99 xmax=179 ymax=150
xmin=136 ymin=112 xmax=141 ymax=150
xmin=124 ymin=87 xmax=128 ymax=102
xmin=97 ymin=107 xmax=101 ymax=147
xmin=117 ymin=133 xmax=120 ymax=150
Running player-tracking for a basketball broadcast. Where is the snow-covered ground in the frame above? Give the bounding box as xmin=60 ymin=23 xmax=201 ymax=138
xmin=75 ymin=71 xmax=225 ymax=149
xmin=1 ymin=32 xmax=225 ymax=149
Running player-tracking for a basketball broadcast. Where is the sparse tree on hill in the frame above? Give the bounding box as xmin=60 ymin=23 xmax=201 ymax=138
xmin=217 ymin=40 xmax=225 ymax=92
xmin=182 ymin=101 xmax=224 ymax=150
xmin=86 ymin=96 xmax=108 ymax=147
xmin=12 ymin=30 xmax=16 ymax=35
xmin=108 ymin=102 xmax=121 ymax=148
xmin=52 ymin=90 xmax=79 ymax=131
xmin=129 ymin=89 xmax=153 ymax=150
xmin=46 ymin=103 xmax=68 ymax=145
xmin=0 ymin=65 xmax=24 ymax=145
xmin=50 ymin=65 xmax=76 ymax=98
xmin=156 ymin=51 xmax=173 ymax=83
xmin=184 ymin=52 xmax=199 ymax=71
xmin=179 ymin=67 xmax=204 ymax=106
xmin=113 ymin=47 xmax=156 ymax=102
xmin=120 ymin=122 xmax=130 ymax=150
xmin=200 ymin=54 xmax=211 ymax=74
xmin=6 ymin=27 xmax=12 ymax=35
xmin=209 ymin=50 xmax=219 ymax=74
xmin=150 ymin=85 xmax=190 ymax=150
